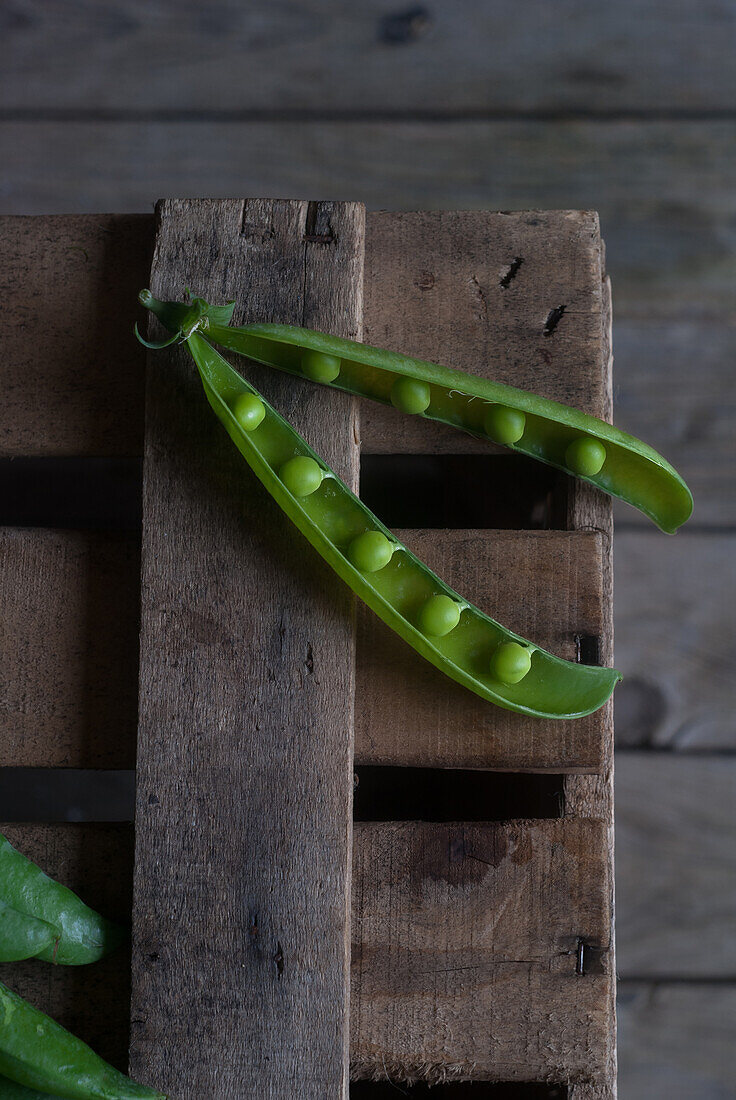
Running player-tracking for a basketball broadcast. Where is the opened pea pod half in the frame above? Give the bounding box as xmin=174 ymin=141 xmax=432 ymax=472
xmin=137 ymin=291 xmax=621 ymax=719
xmin=188 ymin=302 xmax=692 ymax=534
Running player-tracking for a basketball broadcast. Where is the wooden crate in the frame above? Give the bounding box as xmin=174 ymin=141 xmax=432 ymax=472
xmin=0 ymin=203 xmax=615 ymax=1098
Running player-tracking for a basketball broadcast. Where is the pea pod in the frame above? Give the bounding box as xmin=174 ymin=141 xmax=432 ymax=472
xmin=0 ymin=983 xmax=164 ymax=1100
xmin=169 ymin=301 xmax=691 ymax=534
xmin=0 ymin=901 xmax=58 ymax=964
xmin=137 ymin=300 xmax=620 ymax=719
xmin=0 ymin=835 xmax=123 ymax=966
xmin=0 ymin=1075 xmax=65 ymax=1099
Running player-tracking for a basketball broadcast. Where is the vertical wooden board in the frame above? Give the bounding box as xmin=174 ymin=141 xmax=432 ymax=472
xmin=0 ymin=528 xmax=140 ymax=768
xmin=350 ymin=821 xmax=612 ymax=1085
xmin=0 ymin=215 xmax=151 ymax=456
xmin=129 ymin=199 xmax=364 ymax=1099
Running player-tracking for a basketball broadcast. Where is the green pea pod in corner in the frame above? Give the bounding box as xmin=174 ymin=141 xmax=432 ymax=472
xmin=191 ymin=301 xmax=692 ymax=534
xmin=0 ymin=983 xmax=165 ymax=1100
xmin=0 ymin=1075 xmax=65 ymax=1099
xmin=137 ymin=297 xmax=621 ymax=719
xmin=0 ymin=835 xmax=123 ymax=965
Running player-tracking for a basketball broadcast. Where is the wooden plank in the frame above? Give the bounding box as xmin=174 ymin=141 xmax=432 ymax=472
xmin=613 ymin=319 xmax=736 ymax=528
xmin=129 ymin=199 xmax=364 ymax=1099
xmin=1 ymin=822 xmax=613 ymax=1088
xmin=356 ymin=529 xmax=608 ymax=772
xmin=0 ymin=214 xmax=149 ymax=456
xmin=615 ymin=532 xmax=736 ymax=751
xmin=0 ymin=824 xmax=133 ymax=1071
xmin=3 ymin=1 xmax=734 ymax=114
xmin=0 ymin=528 xmax=139 ymax=768
xmin=2 ymin=120 xmax=734 ymax=316
xmin=350 ymin=819 xmax=613 ymax=1085
xmin=615 ymin=752 xmax=736 ymax=979
xmin=617 ymin=982 xmax=736 ymax=1100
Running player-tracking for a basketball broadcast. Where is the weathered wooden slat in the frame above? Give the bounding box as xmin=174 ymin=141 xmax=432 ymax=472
xmin=0 ymin=528 xmax=139 ymax=768
xmin=0 ymin=820 xmax=613 ymax=1089
xmin=615 ymin=752 xmax=736 ymax=979
xmin=3 ymin=1 xmax=734 ymax=114
xmin=615 ymin=532 xmax=736 ymax=751
xmin=1 ymin=120 xmax=734 ymax=315
xmin=356 ymin=529 xmax=607 ymax=771
xmin=0 ymin=824 xmax=133 ymax=1071
xmin=129 ymin=199 xmax=363 ymax=1099
xmin=0 ymin=214 xmax=149 ymax=456
xmin=617 ymin=982 xmax=736 ymax=1100
xmin=350 ymin=819 xmax=612 ymax=1085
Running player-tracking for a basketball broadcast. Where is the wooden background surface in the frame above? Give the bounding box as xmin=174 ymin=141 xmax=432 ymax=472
xmin=1 ymin=3 xmax=734 ymax=1096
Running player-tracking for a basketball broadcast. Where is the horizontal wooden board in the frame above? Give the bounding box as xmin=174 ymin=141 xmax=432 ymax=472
xmin=351 ymin=819 xmax=612 ymax=1085
xmin=617 ymin=982 xmax=736 ymax=1100
xmin=0 ymin=528 xmax=140 ymax=768
xmin=612 ymin=319 xmax=736 ymax=529
xmin=1 ymin=526 xmax=608 ymax=771
xmin=614 ymin=531 xmax=736 ymax=751
xmin=0 ymin=824 xmax=133 ymax=1071
xmin=3 ymin=1 xmax=734 ymax=114
xmin=0 ymin=214 xmax=149 ymax=456
xmin=1 ymin=120 xmax=734 ymax=315
xmin=615 ymin=752 xmax=736 ymax=979
xmin=356 ymin=529 xmax=607 ymax=771
xmin=0 ymin=819 xmax=611 ymax=1087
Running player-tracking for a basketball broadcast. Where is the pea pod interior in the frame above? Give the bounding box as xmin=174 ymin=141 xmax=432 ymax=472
xmin=183 ymin=331 xmax=620 ymax=720
xmin=205 ymin=319 xmax=693 ymax=534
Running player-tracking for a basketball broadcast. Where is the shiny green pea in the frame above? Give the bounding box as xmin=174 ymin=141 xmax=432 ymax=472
xmin=280 ymin=456 xmax=323 ymax=498
xmin=490 ymin=641 xmax=532 ymax=685
xmin=566 ymin=436 xmax=606 ymax=477
xmin=232 ymin=392 xmax=265 ymax=432
xmin=302 ymin=350 xmax=341 ymax=383
xmin=390 ymin=377 xmax=431 ymax=414
xmin=418 ymin=595 xmax=461 ymax=637
xmin=484 ymin=404 xmax=526 ymax=445
xmin=348 ymin=531 xmax=394 ymax=573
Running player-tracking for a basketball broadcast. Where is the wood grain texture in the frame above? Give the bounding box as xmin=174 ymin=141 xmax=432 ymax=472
xmin=617 ymin=982 xmax=736 ymax=1100
xmin=1 ymin=119 xmax=734 ymax=316
xmin=614 ymin=532 xmax=736 ymax=751
xmin=129 ymin=199 xmax=364 ymax=1099
xmin=3 ymin=1 xmax=734 ymax=114
xmin=0 ymin=528 xmax=139 ymax=768
xmin=0 ymin=214 xmax=149 ymax=456
xmin=0 ymin=824 xmax=133 ymax=1072
xmin=356 ymin=529 xmax=608 ymax=771
xmin=350 ymin=819 xmax=612 ymax=1085
xmin=615 ymin=752 xmax=736 ymax=979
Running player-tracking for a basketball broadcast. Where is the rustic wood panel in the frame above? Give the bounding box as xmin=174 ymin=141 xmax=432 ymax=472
xmin=356 ymin=530 xmax=607 ymax=772
xmin=617 ymin=982 xmax=736 ymax=1100
xmin=615 ymin=532 xmax=736 ymax=751
xmin=615 ymin=752 xmax=736 ymax=978
xmin=0 ymin=824 xmax=133 ymax=1071
xmin=613 ymin=319 xmax=736 ymax=528
xmin=3 ymin=1 xmax=734 ymax=114
xmin=129 ymin=199 xmax=363 ymax=1100
xmin=0 ymin=214 xmax=149 ymax=456
xmin=1 ymin=120 xmax=734 ymax=315
xmin=0 ymin=528 xmax=139 ymax=768
xmin=350 ymin=819 xmax=612 ymax=1085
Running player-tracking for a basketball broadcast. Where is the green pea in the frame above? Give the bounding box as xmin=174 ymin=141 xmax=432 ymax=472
xmin=484 ymin=404 xmax=526 ymax=445
xmin=232 ymin=392 xmax=266 ymax=432
xmin=302 ymin=350 xmax=341 ymax=383
xmin=490 ymin=642 xmax=532 ymax=685
xmin=418 ymin=594 xmax=461 ymax=637
xmin=280 ymin=456 xmax=323 ymax=498
xmin=390 ymin=377 xmax=431 ymax=415
xmin=565 ymin=436 xmax=606 ymax=477
xmin=348 ymin=530 xmax=394 ymax=573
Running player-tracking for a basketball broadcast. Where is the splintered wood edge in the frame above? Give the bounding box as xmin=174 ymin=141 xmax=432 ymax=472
xmin=1 ymin=821 xmax=613 ymax=1087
